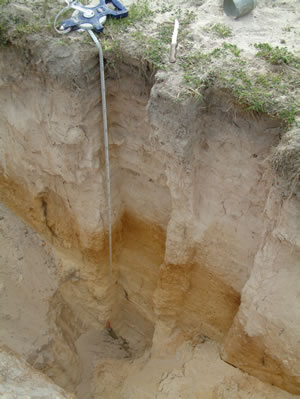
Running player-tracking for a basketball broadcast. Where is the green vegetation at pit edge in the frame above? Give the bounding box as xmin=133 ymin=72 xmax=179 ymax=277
xmin=254 ymin=42 xmax=300 ymax=68
xmin=179 ymin=44 xmax=299 ymax=127
xmin=205 ymin=23 xmax=232 ymax=38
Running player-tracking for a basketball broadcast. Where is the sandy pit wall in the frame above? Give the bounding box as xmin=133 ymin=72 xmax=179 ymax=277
xmin=0 ymin=37 xmax=299 ymax=395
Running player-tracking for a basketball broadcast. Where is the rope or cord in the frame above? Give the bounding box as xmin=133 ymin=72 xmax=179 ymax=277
xmin=53 ymin=4 xmax=113 ymax=275
xmin=88 ymin=30 xmax=113 ymax=276
xmin=53 ymin=5 xmax=72 ymax=34
xmin=53 ymin=0 xmax=86 ymax=34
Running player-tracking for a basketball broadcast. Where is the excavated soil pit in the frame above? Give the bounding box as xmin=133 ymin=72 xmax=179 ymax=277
xmin=0 ymin=202 xmax=143 ymax=398
xmin=0 ymin=0 xmax=300 ymax=396
xmin=0 ymin=62 xmax=298 ymax=397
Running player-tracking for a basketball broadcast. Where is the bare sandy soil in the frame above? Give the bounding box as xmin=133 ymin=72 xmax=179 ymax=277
xmin=0 ymin=202 xmax=58 ymax=361
xmin=0 ymin=171 xmax=297 ymax=397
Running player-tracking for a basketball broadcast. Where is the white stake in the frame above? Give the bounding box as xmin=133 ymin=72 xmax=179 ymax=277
xmin=170 ymin=19 xmax=179 ymax=63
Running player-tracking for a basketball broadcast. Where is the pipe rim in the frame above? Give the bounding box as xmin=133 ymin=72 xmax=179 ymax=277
xmin=224 ymin=0 xmax=239 ymax=17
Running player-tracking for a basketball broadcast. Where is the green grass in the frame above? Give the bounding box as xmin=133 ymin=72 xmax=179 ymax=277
xmin=128 ymin=0 xmax=153 ymax=23
xmin=282 ymin=26 xmax=293 ymax=33
xmin=180 ymin=44 xmax=242 ymax=73
xmin=178 ymin=43 xmax=298 ymax=127
xmin=15 ymin=22 xmax=43 ymax=35
xmin=102 ymin=0 xmax=167 ymax=68
xmin=123 ymin=7 xmax=198 ymax=71
xmin=102 ymin=0 xmax=154 ymax=57
xmin=254 ymin=43 xmax=300 ymax=68
xmin=219 ymin=68 xmax=271 ymax=112
xmin=159 ymin=3 xmax=173 ymax=13
xmin=180 ymin=10 xmax=197 ymax=27
xmin=207 ymin=23 xmax=232 ymax=38
xmin=157 ymin=22 xmax=173 ymax=45
xmin=131 ymin=31 xmax=167 ymax=69
xmin=278 ymin=105 xmax=297 ymax=127
xmin=222 ymin=42 xmax=242 ymax=57
xmin=0 ymin=20 xmax=43 ymax=44
xmin=0 ymin=22 xmax=9 ymax=47
xmin=180 ymin=50 xmax=210 ymax=70
xmin=218 ymin=68 xmax=298 ymax=125
xmin=105 ymin=0 xmax=153 ymax=33
xmin=104 ymin=2 xmax=200 ymax=71
xmin=0 ymin=0 xmax=9 ymax=46
xmin=0 ymin=0 xmax=298 ymax=129
xmin=0 ymin=12 xmax=10 ymax=47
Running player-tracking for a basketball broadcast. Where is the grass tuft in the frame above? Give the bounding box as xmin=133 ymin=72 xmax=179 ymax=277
xmin=0 ymin=20 xmax=9 ymax=47
xmin=207 ymin=23 xmax=232 ymax=38
xmin=179 ymin=43 xmax=299 ymax=127
xmin=222 ymin=42 xmax=242 ymax=57
xmin=254 ymin=43 xmax=300 ymax=68
xmin=131 ymin=31 xmax=167 ymax=69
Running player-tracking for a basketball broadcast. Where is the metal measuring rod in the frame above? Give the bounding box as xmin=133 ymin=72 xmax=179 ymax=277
xmin=55 ymin=0 xmax=129 ymax=276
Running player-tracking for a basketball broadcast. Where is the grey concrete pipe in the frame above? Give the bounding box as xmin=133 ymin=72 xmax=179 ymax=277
xmin=224 ymin=0 xmax=257 ymax=18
